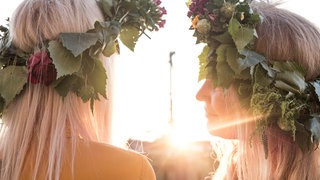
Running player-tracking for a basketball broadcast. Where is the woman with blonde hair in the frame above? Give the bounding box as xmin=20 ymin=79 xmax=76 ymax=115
xmin=188 ymin=0 xmax=320 ymax=179
xmin=0 ymin=0 xmax=165 ymax=179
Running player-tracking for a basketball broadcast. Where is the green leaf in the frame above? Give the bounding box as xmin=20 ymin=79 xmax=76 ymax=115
xmin=0 ymin=66 xmax=27 ymax=105
xmin=216 ymin=44 xmax=231 ymax=63
xmin=79 ymin=85 xmax=95 ymax=102
xmin=305 ymin=116 xmax=320 ymax=146
xmin=260 ymin=61 xmax=275 ymax=78
xmin=275 ymin=71 xmax=307 ymax=94
xmin=52 ymin=75 xmax=83 ymax=98
xmin=119 ymin=26 xmax=140 ymax=51
xmin=311 ymin=80 xmax=320 ymax=102
xmin=0 ymin=97 xmax=4 ymax=116
xmin=103 ymin=40 xmax=117 ymax=57
xmin=198 ymin=45 xmax=210 ymax=81
xmin=273 ymin=61 xmax=306 ymax=77
xmin=60 ymin=33 xmax=99 ymax=57
xmin=253 ymin=64 xmax=272 ymax=87
xmin=217 ymin=61 xmax=234 ymax=88
xmin=228 ymin=18 xmax=254 ymax=52
xmin=295 ymin=121 xmax=311 ymax=153
xmin=212 ymin=32 xmax=233 ymax=44
xmin=48 ymin=40 xmax=82 ymax=78
xmin=228 ymin=18 xmax=241 ymax=39
xmin=87 ymin=59 xmax=107 ymax=99
xmin=99 ymin=0 xmax=114 ymax=18
xmin=0 ymin=58 xmax=4 ymax=67
xmin=225 ymin=46 xmax=240 ymax=74
xmin=240 ymin=49 xmax=266 ymax=70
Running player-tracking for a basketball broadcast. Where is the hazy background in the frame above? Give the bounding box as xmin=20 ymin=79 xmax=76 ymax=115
xmin=1 ymin=0 xmax=319 ymax=147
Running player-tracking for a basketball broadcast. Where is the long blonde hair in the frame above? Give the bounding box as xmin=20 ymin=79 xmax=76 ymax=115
xmin=212 ymin=2 xmax=320 ymax=180
xmin=0 ymin=0 xmax=113 ymax=179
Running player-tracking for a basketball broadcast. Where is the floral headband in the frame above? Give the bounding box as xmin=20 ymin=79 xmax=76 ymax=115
xmin=187 ymin=0 xmax=320 ymax=157
xmin=0 ymin=0 xmax=166 ymax=115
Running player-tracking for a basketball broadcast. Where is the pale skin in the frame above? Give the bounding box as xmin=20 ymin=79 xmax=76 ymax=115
xmin=196 ymin=79 xmax=245 ymax=139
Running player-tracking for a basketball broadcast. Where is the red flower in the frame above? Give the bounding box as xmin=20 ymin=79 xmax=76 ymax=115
xmin=27 ymin=51 xmax=57 ymax=86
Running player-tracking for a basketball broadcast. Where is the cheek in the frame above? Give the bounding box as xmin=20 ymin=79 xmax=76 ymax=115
xmin=211 ymin=91 xmax=232 ymax=116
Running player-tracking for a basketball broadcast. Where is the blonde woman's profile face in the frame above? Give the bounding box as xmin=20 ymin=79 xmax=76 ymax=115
xmin=196 ymin=80 xmax=244 ymax=139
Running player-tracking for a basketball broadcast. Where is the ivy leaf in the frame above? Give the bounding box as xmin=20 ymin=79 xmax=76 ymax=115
xmin=198 ymin=45 xmax=210 ymax=81
xmin=120 ymin=26 xmax=140 ymax=52
xmin=304 ymin=116 xmax=320 ymax=146
xmin=60 ymin=33 xmax=99 ymax=57
xmin=0 ymin=66 xmax=27 ymax=105
xmin=228 ymin=18 xmax=254 ymax=52
xmin=48 ymin=40 xmax=82 ymax=78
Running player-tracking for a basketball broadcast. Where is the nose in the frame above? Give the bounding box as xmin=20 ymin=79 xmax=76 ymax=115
xmin=196 ymin=80 xmax=213 ymax=102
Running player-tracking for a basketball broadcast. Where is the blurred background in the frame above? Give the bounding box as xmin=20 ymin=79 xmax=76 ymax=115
xmin=1 ymin=0 xmax=319 ymax=179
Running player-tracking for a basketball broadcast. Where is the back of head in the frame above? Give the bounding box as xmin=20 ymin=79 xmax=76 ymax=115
xmin=11 ymin=0 xmax=104 ymax=52
xmin=1 ymin=0 xmax=106 ymax=179
xmin=252 ymin=2 xmax=320 ymax=79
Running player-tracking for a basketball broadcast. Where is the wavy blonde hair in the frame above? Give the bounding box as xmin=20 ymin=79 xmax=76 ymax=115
xmin=211 ymin=2 xmax=320 ymax=180
xmin=0 ymin=0 xmax=113 ymax=180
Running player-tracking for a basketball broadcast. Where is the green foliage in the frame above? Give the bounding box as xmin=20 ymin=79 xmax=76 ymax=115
xmin=228 ymin=18 xmax=254 ymax=52
xmin=198 ymin=45 xmax=210 ymax=81
xmin=0 ymin=66 xmax=27 ymax=106
xmin=0 ymin=0 xmax=166 ymax=116
xmin=48 ymin=41 xmax=82 ymax=78
xmin=188 ymin=0 xmax=320 ymax=156
xmin=305 ymin=116 xmax=320 ymax=148
xmin=60 ymin=33 xmax=99 ymax=57
xmin=119 ymin=26 xmax=140 ymax=51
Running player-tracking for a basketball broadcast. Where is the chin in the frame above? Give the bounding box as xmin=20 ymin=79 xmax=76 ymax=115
xmin=207 ymin=121 xmax=237 ymax=139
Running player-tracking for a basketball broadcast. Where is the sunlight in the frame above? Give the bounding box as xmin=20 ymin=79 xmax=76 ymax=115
xmin=207 ymin=117 xmax=256 ymax=132
xmin=168 ymin=129 xmax=193 ymax=150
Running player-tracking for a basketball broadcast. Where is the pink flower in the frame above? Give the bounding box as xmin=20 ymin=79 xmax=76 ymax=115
xmin=154 ymin=0 xmax=161 ymax=5
xmin=157 ymin=19 xmax=166 ymax=28
xmin=27 ymin=51 xmax=57 ymax=86
xmin=159 ymin=7 xmax=167 ymax=16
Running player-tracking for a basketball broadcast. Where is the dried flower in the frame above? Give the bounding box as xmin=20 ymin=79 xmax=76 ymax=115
xmin=27 ymin=51 xmax=57 ymax=86
xmin=196 ymin=19 xmax=211 ymax=34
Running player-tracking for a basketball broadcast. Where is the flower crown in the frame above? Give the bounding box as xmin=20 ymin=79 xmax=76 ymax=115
xmin=0 ymin=0 xmax=166 ymax=115
xmin=188 ymin=0 xmax=320 ymax=157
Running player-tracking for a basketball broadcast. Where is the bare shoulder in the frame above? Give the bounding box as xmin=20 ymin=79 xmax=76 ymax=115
xmin=64 ymin=140 xmax=156 ymax=180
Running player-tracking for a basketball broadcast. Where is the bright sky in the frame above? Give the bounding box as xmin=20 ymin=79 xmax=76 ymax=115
xmin=1 ymin=0 xmax=320 ymax=146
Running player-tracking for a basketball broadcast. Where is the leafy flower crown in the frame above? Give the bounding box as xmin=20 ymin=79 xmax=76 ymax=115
xmin=0 ymin=0 xmax=166 ymax=115
xmin=187 ymin=0 xmax=320 ymax=156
